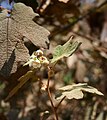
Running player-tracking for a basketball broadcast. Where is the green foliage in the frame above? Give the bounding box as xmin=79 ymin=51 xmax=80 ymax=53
xmin=51 ymin=37 xmax=81 ymax=63
xmin=0 ymin=83 xmax=5 ymax=90
xmin=56 ymin=83 xmax=103 ymax=100
xmin=63 ymin=71 xmax=73 ymax=84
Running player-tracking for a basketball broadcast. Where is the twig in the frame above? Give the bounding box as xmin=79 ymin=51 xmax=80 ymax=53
xmin=46 ymin=66 xmax=59 ymax=120
xmin=94 ymin=46 xmax=107 ymax=53
xmin=49 ymin=0 xmax=107 ymax=39
xmin=46 ymin=66 xmax=67 ymax=119
xmin=56 ymin=96 xmax=66 ymax=111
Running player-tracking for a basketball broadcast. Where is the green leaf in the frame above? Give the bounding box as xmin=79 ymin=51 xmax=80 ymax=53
xmin=56 ymin=83 xmax=103 ymax=100
xmin=0 ymin=83 xmax=5 ymax=90
xmin=51 ymin=37 xmax=81 ymax=63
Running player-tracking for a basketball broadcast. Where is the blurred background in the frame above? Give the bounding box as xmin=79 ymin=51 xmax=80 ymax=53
xmin=0 ymin=0 xmax=107 ymax=120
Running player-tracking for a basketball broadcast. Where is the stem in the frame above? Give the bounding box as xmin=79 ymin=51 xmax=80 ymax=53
xmin=46 ymin=66 xmax=58 ymax=120
xmin=56 ymin=96 xmax=66 ymax=111
xmin=47 ymin=87 xmax=58 ymax=120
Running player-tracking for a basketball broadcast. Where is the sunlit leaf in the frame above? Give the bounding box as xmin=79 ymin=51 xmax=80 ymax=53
xmin=58 ymin=0 xmax=69 ymax=3
xmin=51 ymin=37 xmax=81 ymax=63
xmin=58 ymin=83 xmax=87 ymax=91
xmin=56 ymin=83 xmax=103 ymax=100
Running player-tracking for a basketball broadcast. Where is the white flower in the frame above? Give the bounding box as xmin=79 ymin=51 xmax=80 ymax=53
xmin=30 ymin=52 xmax=37 ymax=59
xmin=24 ymin=50 xmax=49 ymax=68
xmin=39 ymin=56 xmax=49 ymax=65
xmin=25 ymin=59 xmax=41 ymax=68
xmin=29 ymin=59 xmax=35 ymax=67
xmin=32 ymin=59 xmax=41 ymax=68
xmin=35 ymin=50 xmax=43 ymax=56
xmin=23 ymin=59 xmax=33 ymax=66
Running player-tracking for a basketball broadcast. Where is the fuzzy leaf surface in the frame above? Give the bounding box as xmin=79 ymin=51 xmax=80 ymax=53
xmin=0 ymin=3 xmax=50 ymax=77
xmin=51 ymin=38 xmax=81 ymax=63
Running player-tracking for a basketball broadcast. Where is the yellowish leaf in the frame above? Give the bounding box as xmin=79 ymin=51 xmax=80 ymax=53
xmin=56 ymin=83 xmax=103 ymax=100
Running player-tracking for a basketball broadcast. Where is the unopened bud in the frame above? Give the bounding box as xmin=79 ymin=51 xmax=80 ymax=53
xmin=41 ymin=83 xmax=47 ymax=92
xmin=35 ymin=50 xmax=43 ymax=57
xmin=39 ymin=56 xmax=49 ymax=65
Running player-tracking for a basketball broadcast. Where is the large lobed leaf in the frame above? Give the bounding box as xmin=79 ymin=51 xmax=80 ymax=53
xmin=51 ymin=37 xmax=81 ymax=63
xmin=0 ymin=3 xmax=50 ymax=77
xmin=56 ymin=83 xmax=103 ymax=100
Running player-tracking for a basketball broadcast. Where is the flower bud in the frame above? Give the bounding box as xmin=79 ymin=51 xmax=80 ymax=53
xmin=39 ymin=56 xmax=49 ymax=65
xmin=35 ymin=50 xmax=43 ymax=57
xmin=41 ymin=83 xmax=47 ymax=92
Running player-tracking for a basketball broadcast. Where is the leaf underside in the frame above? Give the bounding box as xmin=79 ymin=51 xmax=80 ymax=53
xmin=56 ymin=83 xmax=104 ymax=100
xmin=0 ymin=3 xmax=50 ymax=77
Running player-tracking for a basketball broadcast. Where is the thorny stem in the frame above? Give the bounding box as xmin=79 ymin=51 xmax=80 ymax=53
xmin=46 ymin=66 xmax=59 ymax=120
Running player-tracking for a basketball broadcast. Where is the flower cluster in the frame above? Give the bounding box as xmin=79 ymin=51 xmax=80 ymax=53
xmin=24 ymin=50 xmax=49 ymax=68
